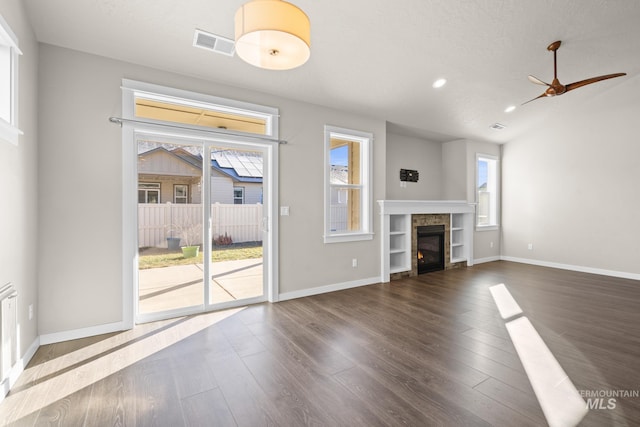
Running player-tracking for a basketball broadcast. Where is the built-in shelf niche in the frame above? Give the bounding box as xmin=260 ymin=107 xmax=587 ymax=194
xmin=451 ymin=213 xmax=465 ymax=263
xmin=388 ymin=214 xmax=410 ymax=273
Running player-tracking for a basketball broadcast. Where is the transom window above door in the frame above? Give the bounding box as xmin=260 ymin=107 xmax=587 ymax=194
xmin=123 ymin=80 xmax=279 ymax=140
xmin=135 ymin=98 xmax=268 ymax=135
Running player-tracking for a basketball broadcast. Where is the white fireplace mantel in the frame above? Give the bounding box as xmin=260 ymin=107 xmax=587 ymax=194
xmin=378 ymin=200 xmax=475 ymax=215
xmin=378 ymin=200 xmax=475 ymax=282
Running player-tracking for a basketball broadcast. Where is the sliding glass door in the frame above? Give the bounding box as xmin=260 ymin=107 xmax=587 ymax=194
xmin=135 ymin=133 xmax=268 ymax=323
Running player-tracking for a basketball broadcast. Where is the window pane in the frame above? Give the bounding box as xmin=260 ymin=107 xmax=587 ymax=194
xmin=140 ymin=182 xmax=160 ymax=189
xmin=477 ymin=159 xmax=489 ymax=225
xmin=148 ymin=191 xmax=159 ymax=204
xmin=330 ymin=187 xmax=361 ymax=232
xmin=330 ymin=140 xmax=360 ymax=185
xmin=324 ymin=125 xmax=372 ymax=243
xmin=135 ymin=97 xmax=267 ymax=135
xmin=233 ymin=187 xmax=244 ymax=204
xmin=477 ymin=156 xmax=498 ymax=226
xmin=329 ymin=187 xmax=347 ymax=232
xmin=175 ymin=186 xmax=187 ymax=197
xmin=0 ymin=45 xmax=10 ymax=123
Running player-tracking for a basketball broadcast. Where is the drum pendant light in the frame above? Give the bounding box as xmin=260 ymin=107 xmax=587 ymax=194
xmin=235 ymin=0 xmax=311 ymax=70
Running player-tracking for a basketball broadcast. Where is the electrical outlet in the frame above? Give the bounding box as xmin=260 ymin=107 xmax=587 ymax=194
xmin=528 ymin=243 xmax=533 ymax=250
xmin=490 ymin=241 xmax=494 ymax=248
xmin=352 ymin=258 xmax=358 ymax=268
xmin=28 ymin=304 xmax=33 ymax=320
xmin=280 ymin=206 xmax=290 ymax=216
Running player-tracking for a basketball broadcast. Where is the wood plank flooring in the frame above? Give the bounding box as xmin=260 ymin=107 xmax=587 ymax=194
xmin=2 ymin=261 xmax=639 ymax=426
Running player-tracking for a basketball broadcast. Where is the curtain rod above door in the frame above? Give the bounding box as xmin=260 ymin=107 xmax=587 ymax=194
xmin=108 ymin=116 xmax=287 ymax=144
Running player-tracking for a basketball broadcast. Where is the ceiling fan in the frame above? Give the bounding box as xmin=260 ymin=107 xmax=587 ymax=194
xmin=524 ymin=40 xmax=626 ymax=104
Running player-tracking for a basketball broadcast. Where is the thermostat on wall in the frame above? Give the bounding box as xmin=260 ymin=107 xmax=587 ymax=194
xmin=400 ymin=169 xmax=419 ymax=182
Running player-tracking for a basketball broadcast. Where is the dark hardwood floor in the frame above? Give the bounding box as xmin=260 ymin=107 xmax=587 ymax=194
xmin=2 ymin=261 xmax=639 ymax=426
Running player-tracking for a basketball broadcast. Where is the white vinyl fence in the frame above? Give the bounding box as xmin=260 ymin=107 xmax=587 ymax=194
xmin=330 ymin=205 xmax=348 ymax=232
xmin=138 ymin=203 xmax=263 ymax=248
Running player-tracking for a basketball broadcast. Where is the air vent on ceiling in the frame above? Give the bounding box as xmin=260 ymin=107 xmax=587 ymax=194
xmin=490 ymin=122 xmax=507 ymax=130
xmin=193 ymin=29 xmax=235 ymax=56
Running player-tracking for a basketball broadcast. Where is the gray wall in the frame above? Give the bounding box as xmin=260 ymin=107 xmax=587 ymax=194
xmin=441 ymin=139 xmax=467 ymax=200
xmin=0 ymin=1 xmax=39 ymax=358
xmin=37 ymin=44 xmax=386 ymax=335
xmin=502 ymin=76 xmax=640 ymax=275
xmin=385 ymin=132 xmax=442 ymax=199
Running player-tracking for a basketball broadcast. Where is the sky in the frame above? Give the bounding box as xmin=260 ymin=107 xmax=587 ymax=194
xmin=330 ymin=145 xmax=348 ymax=166
xmin=478 ymin=160 xmax=488 ymax=187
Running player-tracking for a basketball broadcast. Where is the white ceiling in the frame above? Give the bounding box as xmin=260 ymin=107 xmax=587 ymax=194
xmin=23 ymin=0 xmax=640 ymax=143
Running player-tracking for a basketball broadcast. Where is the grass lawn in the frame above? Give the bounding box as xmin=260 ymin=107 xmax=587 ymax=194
xmin=139 ymin=244 xmax=263 ymax=269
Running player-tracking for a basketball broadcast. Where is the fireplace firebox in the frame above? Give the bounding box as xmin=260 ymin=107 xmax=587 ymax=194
xmin=417 ymin=225 xmax=445 ymax=274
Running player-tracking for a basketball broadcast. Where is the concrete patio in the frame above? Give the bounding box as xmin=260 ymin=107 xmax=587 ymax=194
xmin=138 ymin=258 xmax=263 ymax=314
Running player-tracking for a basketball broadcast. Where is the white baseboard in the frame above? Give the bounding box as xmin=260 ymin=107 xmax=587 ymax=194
xmin=278 ymin=276 xmax=380 ymax=302
xmin=500 ymin=256 xmax=640 ymax=281
xmin=1 ymin=336 xmax=40 ymax=401
xmin=474 ymin=256 xmax=501 ymax=265
xmin=39 ymin=320 xmax=129 ymax=345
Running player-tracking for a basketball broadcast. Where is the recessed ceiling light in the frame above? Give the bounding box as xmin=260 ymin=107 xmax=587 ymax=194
xmin=432 ymin=78 xmax=447 ymax=88
xmin=490 ymin=123 xmax=506 ymax=130
xmin=504 ymin=105 xmax=516 ymax=113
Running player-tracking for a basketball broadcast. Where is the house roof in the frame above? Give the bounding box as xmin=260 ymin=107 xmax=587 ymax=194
xmin=171 ymin=147 xmax=203 ymax=169
xmin=138 ymin=147 xmax=202 ymax=174
xmin=138 ymin=146 xmax=262 ymax=183
xmin=211 ymin=151 xmax=263 ymax=183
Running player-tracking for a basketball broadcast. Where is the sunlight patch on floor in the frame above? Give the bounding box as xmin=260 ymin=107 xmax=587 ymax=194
xmin=489 ymin=284 xmax=588 ymax=427
xmin=0 ymin=307 xmax=245 ymax=424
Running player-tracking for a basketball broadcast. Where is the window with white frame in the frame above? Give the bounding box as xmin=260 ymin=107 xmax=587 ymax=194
xmin=174 ymin=184 xmax=189 ymax=204
xmin=0 ymin=14 xmax=22 ymax=145
xmin=233 ymin=187 xmax=245 ymax=204
xmin=324 ymin=125 xmax=373 ymax=243
xmin=476 ymin=154 xmax=500 ymax=228
xmin=139 ymin=182 xmax=160 ymax=203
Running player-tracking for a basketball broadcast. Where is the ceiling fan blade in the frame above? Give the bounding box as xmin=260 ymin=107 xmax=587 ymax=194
xmin=522 ymin=92 xmax=547 ymax=105
xmin=565 ymin=73 xmax=626 ymax=92
xmin=528 ymin=75 xmax=550 ymax=86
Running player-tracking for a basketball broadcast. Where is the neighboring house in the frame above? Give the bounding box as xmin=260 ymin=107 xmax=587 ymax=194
xmin=137 ymin=147 xmax=263 ymax=204
xmin=138 ymin=147 xmax=203 ymax=204
xmin=211 ymin=150 xmax=263 ymax=204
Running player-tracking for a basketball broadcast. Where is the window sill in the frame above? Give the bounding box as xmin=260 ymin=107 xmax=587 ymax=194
xmin=0 ymin=120 xmax=22 ymax=146
xmin=324 ymin=232 xmax=374 ymax=244
xmin=476 ymin=225 xmax=500 ymax=232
